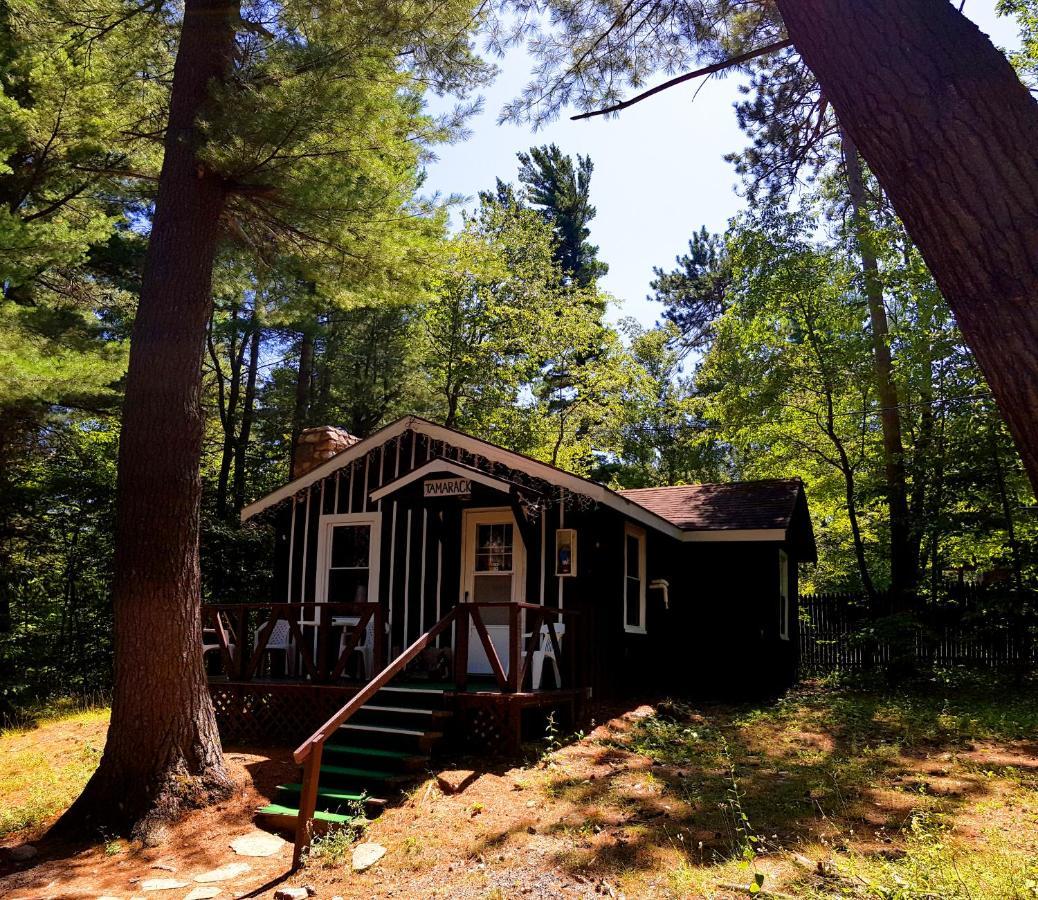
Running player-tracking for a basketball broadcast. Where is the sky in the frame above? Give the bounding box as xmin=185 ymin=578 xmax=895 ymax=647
xmin=423 ymin=2 xmax=1023 ymax=327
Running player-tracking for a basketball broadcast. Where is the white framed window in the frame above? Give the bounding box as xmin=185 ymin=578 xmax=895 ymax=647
xmin=624 ymin=523 xmax=647 ymax=634
xmin=315 ymin=512 xmax=382 ymax=606
xmin=778 ymin=549 xmax=790 ymax=641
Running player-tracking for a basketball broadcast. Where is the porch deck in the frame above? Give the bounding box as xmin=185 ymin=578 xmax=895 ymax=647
xmin=203 ymin=602 xmax=589 ymax=749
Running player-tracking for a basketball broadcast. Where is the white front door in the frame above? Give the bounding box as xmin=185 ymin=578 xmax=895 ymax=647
xmin=461 ymin=508 xmax=525 ymax=676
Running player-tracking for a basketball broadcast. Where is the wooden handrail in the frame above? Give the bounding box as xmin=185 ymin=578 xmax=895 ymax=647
xmin=288 ymin=599 xmax=585 ymax=867
xmin=293 ymin=604 xmax=463 ymax=764
xmin=290 ymin=604 xmax=464 ymax=868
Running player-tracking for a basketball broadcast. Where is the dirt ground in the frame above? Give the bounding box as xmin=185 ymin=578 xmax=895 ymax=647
xmin=2 ymin=686 xmax=1037 ymax=899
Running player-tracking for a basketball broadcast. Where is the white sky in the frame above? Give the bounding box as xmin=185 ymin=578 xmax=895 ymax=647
xmin=423 ymin=2 xmax=1022 ymax=327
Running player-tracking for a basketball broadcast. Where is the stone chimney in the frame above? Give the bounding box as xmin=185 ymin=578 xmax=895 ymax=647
xmin=293 ymin=425 xmax=360 ymax=479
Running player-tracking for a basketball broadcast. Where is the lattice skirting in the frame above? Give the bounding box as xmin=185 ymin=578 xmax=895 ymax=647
xmin=210 ymin=685 xmax=348 ymax=745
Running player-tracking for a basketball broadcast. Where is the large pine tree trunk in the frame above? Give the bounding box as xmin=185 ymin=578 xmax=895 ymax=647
xmin=841 ymin=130 xmax=917 ymax=605
xmin=775 ymin=0 xmax=1038 ymax=493
xmin=58 ymin=0 xmax=238 ymax=838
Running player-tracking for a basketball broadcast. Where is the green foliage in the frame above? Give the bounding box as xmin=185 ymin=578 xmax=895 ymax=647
xmin=515 ymin=144 xmax=608 ymax=287
xmin=0 ymin=0 xmax=168 ymax=291
xmin=650 ymin=226 xmax=731 ymax=354
xmin=0 ymin=416 xmax=118 ymax=710
xmin=693 ymin=202 xmax=1036 ymax=592
xmin=1000 ymin=0 xmax=1038 ymax=88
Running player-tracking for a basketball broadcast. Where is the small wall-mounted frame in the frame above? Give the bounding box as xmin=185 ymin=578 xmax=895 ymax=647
xmin=555 ymin=528 xmax=577 ymax=577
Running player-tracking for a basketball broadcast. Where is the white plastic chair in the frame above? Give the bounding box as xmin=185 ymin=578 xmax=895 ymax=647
xmin=338 ymin=614 xmax=388 ymax=680
xmin=528 ymin=622 xmax=565 ymax=690
xmin=254 ymin=618 xmax=294 ymax=676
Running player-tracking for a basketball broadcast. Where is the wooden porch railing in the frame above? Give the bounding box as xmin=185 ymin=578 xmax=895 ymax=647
xmin=290 ymin=600 xmax=580 ymax=867
xmin=202 ymin=602 xmax=385 ymax=684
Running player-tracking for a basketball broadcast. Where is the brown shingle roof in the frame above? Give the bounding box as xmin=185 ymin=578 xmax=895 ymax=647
xmin=617 ymin=479 xmax=803 ymax=532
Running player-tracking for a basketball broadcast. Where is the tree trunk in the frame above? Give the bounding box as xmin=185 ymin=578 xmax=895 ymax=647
xmin=841 ymin=129 xmax=917 ymax=605
xmin=56 ymin=0 xmax=238 ymax=839
xmin=289 ymin=328 xmax=314 ymax=476
xmin=233 ymin=321 xmax=261 ymax=514
xmin=775 ymin=0 xmax=1038 ymax=494
xmin=213 ymin=308 xmax=244 ymax=520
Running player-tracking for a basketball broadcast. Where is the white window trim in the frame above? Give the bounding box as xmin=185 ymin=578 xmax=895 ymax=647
xmin=778 ymin=549 xmax=790 ymax=641
xmin=624 ymin=523 xmax=647 ymax=635
xmin=314 ymin=512 xmax=382 ymax=609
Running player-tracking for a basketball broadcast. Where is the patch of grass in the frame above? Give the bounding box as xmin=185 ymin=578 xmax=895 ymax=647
xmin=802 ymin=811 xmax=1038 ymax=899
xmin=598 ymin=683 xmax=1038 ymax=898
xmin=0 ymin=705 xmax=109 ymax=837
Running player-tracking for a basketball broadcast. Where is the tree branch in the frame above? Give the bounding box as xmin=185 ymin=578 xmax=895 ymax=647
xmin=571 ymin=38 xmax=794 ymax=121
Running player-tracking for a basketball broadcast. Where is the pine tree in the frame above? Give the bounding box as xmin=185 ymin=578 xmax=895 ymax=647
xmin=516 ymin=144 xmax=607 ymax=288
xmin=56 ymin=0 xmax=490 ymax=838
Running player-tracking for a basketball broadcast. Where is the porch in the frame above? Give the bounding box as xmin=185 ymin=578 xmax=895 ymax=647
xmin=202 ymin=600 xmax=590 ymax=749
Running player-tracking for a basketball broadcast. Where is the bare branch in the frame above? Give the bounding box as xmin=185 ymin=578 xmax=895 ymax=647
xmin=571 ymin=38 xmax=794 ymax=121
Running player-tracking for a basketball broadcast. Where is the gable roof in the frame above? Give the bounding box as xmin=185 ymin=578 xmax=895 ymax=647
xmin=241 ymin=416 xmax=814 ymax=553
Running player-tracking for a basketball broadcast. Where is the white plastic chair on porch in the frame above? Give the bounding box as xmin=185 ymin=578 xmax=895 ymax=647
xmin=253 ymin=618 xmax=294 ymax=677
xmin=527 ymin=622 xmax=565 ymax=690
xmin=337 ymin=614 xmax=388 ymax=680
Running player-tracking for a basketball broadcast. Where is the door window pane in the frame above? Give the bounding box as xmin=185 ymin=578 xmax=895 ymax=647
xmin=475 ymin=523 xmax=513 ymax=572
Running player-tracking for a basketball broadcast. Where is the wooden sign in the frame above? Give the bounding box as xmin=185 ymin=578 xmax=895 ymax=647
xmin=423 ymin=477 xmax=471 ymax=499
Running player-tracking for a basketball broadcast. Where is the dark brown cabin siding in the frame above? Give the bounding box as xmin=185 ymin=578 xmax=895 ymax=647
xmin=270 ymin=426 xmax=804 ymax=698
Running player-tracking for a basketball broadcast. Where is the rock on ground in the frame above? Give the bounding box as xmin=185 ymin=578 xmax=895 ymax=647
xmin=229 ymin=831 xmax=286 ymax=857
xmin=194 ymin=862 xmax=251 ymax=882
xmin=9 ymin=845 xmax=37 ymax=861
xmin=140 ymin=878 xmax=189 ymax=891
xmin=273 ymin=888 xmax=310 ymax=900
xmin=436 ymin=769 xmax=476 ymax=794
xmin=351 ymin=842 xmax=386 ymax=872
xmin=184 ymin=888 xmax=223 ymax=900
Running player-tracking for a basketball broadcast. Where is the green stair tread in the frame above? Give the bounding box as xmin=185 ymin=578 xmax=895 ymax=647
xmin=258 ymin=804 xmax=358 ymax=825
xmin=318 ymin=763 xmax=399 ymax=780
xmin=277 ymin=783 xmax=387 ymax=805
xmin=323 ymin=744 xmax=422 ymax=761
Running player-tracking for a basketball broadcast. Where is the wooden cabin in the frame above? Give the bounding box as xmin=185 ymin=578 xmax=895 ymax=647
xmin=204 ymin=416 xmax=815 ymax=859
xmin=206 ymin=415 xmax=815 ymax=750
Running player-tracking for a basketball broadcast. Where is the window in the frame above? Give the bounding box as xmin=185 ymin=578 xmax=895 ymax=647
xmin=473 ymin=522 xmax=515 ymax=605
xmin=624 ymin=524 xmax=646 ymax=634
xmin=778 ymin=549 xmax=790 ymax=641
xmin=316 ymin=513 xmax=380 ymax=605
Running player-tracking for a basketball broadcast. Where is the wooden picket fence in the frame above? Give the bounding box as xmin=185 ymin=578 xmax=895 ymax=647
xmin=799 ymin=588 xmax=1036 ymax=675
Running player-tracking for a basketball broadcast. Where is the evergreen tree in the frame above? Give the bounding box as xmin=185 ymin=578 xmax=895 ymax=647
xmin=649 ymin=227 xmax=730 ymax=355
xmin=57 ymin=0 xmax=490 ymax=838
xmin=516 ymin=144 xmax=607 ymax=287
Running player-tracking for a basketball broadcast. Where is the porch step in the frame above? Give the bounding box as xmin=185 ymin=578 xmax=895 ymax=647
xmin=322 ymin=743 xmax=429 ymax=771
xmin=352 ymin=704 xmax=451 ymax=731
xmin=376 ymin=685 xmax=449 ymax=710
xmin=256 ymin=803 xmax=364 ymax=834
xmin=275 ymin=783 xmax=388 ymax=813
xmin=317 ymin=763 xmax=411 ymax=790
xmin=339 ymin=721 xmax=444 ymax=752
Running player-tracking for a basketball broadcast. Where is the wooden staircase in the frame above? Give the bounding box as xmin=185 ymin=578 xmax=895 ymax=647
xmin=257 ymin=684 xmax=452 ymax=837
